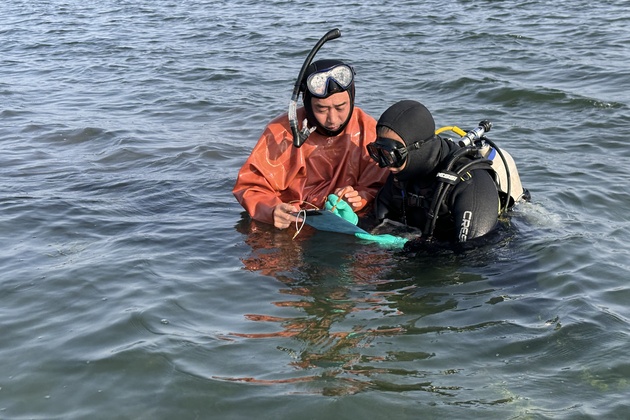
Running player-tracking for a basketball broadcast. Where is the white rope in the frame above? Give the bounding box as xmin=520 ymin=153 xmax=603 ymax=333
xmin=292 ymin=209 xmax=307 ymax=240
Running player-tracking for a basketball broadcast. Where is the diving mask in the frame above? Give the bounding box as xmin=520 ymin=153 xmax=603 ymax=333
xmin=367 ymin=137 xmax=410 ymax=168
xmin=306 ymin=64 xmax=355 ymax=97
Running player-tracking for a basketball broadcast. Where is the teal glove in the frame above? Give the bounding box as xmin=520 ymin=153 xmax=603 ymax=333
xmin=355 ymin=232 xmax=408 ymax=249
xmin=324 ymin=194 xmax=358 ymax=225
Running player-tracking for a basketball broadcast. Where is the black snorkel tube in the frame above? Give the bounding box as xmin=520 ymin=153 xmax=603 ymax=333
xmin=289 ymin=28 xmax=341 ymax=148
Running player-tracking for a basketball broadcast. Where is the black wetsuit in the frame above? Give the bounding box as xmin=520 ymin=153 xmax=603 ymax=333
xmin=362 ymin=138 xmax=500 ymax=243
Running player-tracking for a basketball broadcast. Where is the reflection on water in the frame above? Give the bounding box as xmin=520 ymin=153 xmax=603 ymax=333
xmin=226 ymin=215 xmax=542 ymax=399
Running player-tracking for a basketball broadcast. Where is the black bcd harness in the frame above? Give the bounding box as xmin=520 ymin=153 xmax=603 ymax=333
xmin=399 ymin=146 xmax=495 ymax=240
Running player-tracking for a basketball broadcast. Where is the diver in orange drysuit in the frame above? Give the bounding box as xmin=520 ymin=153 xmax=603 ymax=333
xmin=233 ymin=59 xmax=388 ymax=229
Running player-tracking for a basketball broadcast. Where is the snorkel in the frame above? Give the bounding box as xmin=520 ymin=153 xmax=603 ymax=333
xmin=289 ymin=28 xmax=341 ymax=148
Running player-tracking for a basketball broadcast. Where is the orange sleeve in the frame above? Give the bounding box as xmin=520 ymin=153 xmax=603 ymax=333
xmin=233 ymin=114 xmax=304 ymax=224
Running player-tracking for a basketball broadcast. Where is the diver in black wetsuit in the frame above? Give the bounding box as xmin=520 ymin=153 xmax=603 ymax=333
xmin=366 ymin=99 xmax=500 ymax=242
xmin=325 ymin=99 xmax=527 ymax=249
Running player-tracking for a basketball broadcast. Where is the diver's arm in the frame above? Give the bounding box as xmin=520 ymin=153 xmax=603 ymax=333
xmin=233 ymin=118 xmax=298 ymax=226
xmin=233 ymin=175 xmax=284 ymax=226
xmin=355 ymin=175 xmax=396 ymax=232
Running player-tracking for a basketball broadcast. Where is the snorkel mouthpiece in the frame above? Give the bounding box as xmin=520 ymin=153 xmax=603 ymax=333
xmin=289 ymin=28 xmax=342 ymax=148
xmin=288 ymin=103 xmax=315 ymax=148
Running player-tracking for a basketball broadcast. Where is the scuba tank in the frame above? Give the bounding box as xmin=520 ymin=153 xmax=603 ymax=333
xmin=423 ymin=120 xmax=527 ymax=240
xmin=435 ymin=120 xmax=527 ymax=211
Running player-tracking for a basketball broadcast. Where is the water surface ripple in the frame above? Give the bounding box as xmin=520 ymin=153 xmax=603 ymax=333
xmin=1 ymin=0 xmax=630 ymax=418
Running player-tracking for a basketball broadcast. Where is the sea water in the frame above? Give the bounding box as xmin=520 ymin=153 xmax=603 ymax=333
xmin=2 ymin=0 xmax=630 ymax=418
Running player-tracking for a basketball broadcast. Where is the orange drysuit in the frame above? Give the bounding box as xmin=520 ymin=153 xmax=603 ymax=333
xmin=233 ymin=107 xmax=388 ymax=225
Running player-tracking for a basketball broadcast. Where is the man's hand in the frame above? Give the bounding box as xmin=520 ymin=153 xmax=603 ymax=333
xmin=272 ymin=203 xmax=300 ymax=230
xmin=334 ymin=186 xmax=364 ymax=209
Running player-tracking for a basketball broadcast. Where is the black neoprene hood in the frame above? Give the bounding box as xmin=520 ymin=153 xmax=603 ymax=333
xmin=376 ymin=100 xmax=435 ymax=146
xmin=301 ymin=59 xmax=356 ymax=137
xmin=377 ymin=100 xmax=441 ymax=180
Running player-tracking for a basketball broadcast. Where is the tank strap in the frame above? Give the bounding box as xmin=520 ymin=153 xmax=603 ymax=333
xmin=423 ymin=154 xmax=494 ymax=238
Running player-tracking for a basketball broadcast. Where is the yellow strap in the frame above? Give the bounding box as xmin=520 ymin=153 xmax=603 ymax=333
xmin=435 ymin=126 xmax=466 ymax=137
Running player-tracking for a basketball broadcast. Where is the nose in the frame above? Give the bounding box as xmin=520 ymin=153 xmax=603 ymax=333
xmin=327 ymin=109 xmax=342 ymax=125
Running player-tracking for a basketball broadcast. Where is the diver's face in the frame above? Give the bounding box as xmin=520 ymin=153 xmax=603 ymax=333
xmin=310 ymin=91 xmax=351 ymax=134
xmin=378 ymin=128 xmax=407 ymax=174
